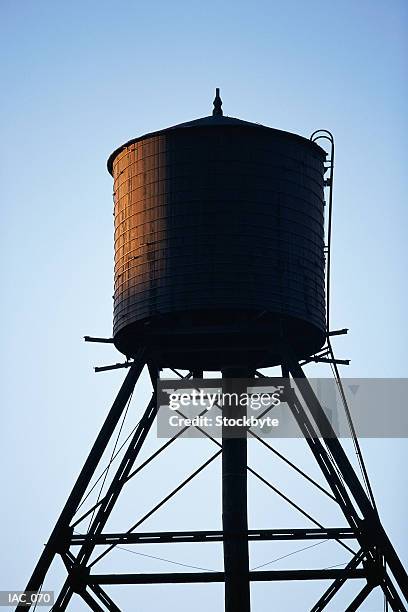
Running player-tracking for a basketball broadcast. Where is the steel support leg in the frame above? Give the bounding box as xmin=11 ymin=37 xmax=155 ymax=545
xmin=17 ymin=349 xmax=146 ymax=611
xmin=381 ymin=574 xmax=407 ymax=612
xmin=286 ymin=357 xmax=408 ymax=607
xmin=222 ymin=370 xmax=250 ymax=612
xmin=78 ymin=589 xmax=105 ymax=612
xmin=89 ymin=585 xmax=121 ymax=612
xmin=53 ymin=393 xmax=158 ymax=611
xmin=345 ymin=583 xmax=374 ymax=612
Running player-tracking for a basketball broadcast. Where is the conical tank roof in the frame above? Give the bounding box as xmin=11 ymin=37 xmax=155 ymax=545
xmin=107 ymin=89 xmax=325 ymax=174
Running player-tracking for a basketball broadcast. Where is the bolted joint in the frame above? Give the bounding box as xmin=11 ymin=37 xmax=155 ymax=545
xmin=53 ymin=525 xmax=74 ymax=555
xmin=364 ymin=558 xmax=385 ymax=587
xmin=359 ymin=518 xmax=387 ymax=548
xmin=362 ymin=546 xmax=386 ymax=587
xmin=279 ymin=384 xmax=297 ymax=405
xmin=68 ymin=564 xmax=90 ymax=594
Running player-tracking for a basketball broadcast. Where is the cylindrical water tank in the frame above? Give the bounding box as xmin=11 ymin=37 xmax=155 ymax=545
xmin=107 ymin=108 xmax=327 ymax=370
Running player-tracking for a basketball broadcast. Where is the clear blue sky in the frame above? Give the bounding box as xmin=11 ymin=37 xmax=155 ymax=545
xmin=0 ymin=1 xmax=407 ymax=610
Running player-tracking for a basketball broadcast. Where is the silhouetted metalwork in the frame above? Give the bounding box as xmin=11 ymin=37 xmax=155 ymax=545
xmin=19 ymin=91 xmax=407 ymax=612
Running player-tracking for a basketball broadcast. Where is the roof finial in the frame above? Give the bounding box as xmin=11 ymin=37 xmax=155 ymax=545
xmin=212 ymin=87 xmax=223 ymax=116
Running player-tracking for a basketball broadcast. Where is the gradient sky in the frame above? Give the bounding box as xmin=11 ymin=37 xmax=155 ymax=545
xmin=1 ymin=1 xmax=407 ymax=610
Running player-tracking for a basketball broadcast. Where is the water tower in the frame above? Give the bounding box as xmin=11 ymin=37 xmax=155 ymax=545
xmin=19 ymin=91 xmax=408 ymax=611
